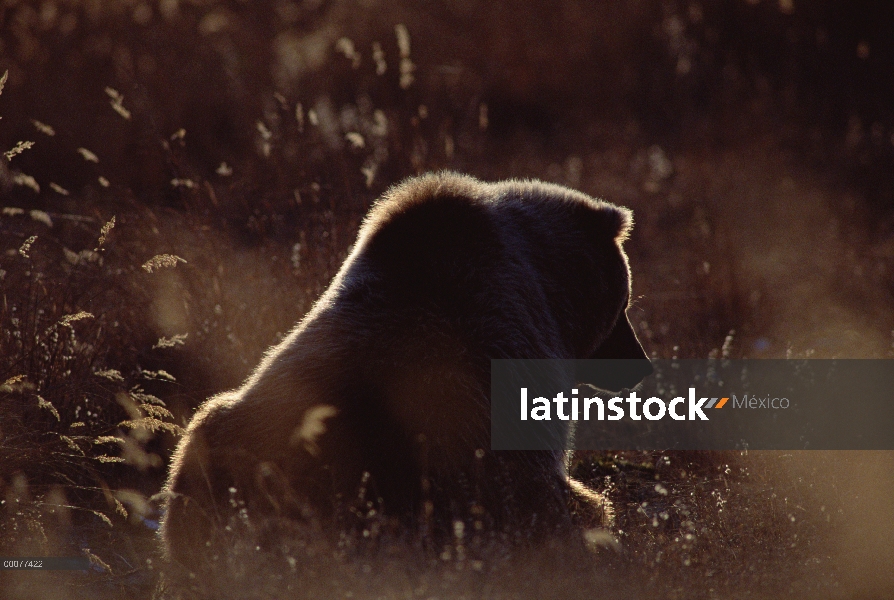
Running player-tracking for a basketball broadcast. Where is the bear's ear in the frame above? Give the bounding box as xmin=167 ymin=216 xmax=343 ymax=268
xmin=606 ymin=204 xmax=633 ymax=244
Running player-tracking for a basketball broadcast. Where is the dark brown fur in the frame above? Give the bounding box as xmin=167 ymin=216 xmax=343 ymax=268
xmin=159 ymin=172 xmax=649 ymax=572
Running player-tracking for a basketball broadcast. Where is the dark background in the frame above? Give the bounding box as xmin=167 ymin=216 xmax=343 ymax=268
xmin=1 ymin=1 xmax=892 ymax=598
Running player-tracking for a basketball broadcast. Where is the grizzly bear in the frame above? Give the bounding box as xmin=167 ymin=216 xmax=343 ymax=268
xmin=159 ymin=172 xmax=650 ymax=573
